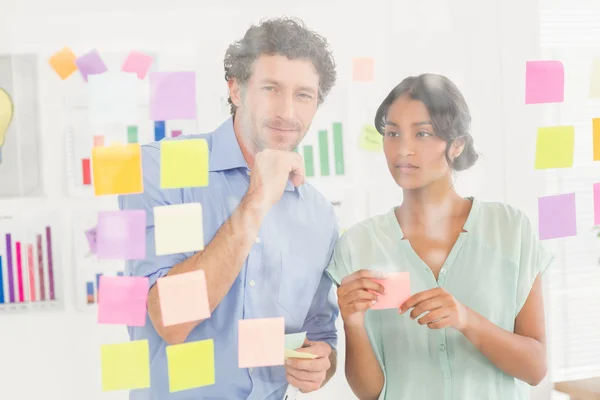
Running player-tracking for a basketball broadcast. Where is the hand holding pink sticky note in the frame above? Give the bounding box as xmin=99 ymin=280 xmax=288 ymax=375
xmin=370 ymin=272 xmax=411 ymax=310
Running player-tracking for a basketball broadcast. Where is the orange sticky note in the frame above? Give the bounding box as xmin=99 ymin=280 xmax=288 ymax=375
xmin=92 ymin=143 xmax=143 ymax=195
xmin=593 ymin=118 xmax=600 ymax=162
xmin=238 ymin=318 xmax=285 ymax=368
xmin=48 ymin=47 xmax=78 ymax=80
xmin=157 ymin=270 xmax=211 ymax=327
xmin=370 ymin=272 xmax=411 ymax=310
xmin=353 ymin=58 xmax=375 ymax=81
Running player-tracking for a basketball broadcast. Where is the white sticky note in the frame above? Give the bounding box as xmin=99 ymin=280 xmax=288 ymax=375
xmin=154 ymin=203 xmax=204 ymax=256
xmin=285 ymin=332 xmax=306 ymax=350
xmin=88 ymin=71 xmax=140 ymax=124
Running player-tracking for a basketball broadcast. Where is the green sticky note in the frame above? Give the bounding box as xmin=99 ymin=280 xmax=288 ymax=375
xmin=534 ymin=126 xmax=575 ymax=169
xmin=167 ymin=339 xmax=215 ymax=392
xmin=318 ymin=130 xmax=330 ymax=176
xmin=161 ymin=139 xmax=209 ymax=188
xmin=304 ymin=145 xmax=315 ymax=177
xmin=101 ymin=340 xmax=150 ymax=391
xmin=127 ymin=126 xmax=138 ymax=143
xmin=359 ymin=124 xmax=383 ymax=152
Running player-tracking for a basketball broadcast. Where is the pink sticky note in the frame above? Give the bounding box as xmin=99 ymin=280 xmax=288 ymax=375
xmin=238 ymin=318 xmax=285 ymax=368
xmin=150 ymin=71 xmax=197 ymax=121
xmin=525 ymin=60 xmax=564 ymax=104
xmin=122 ymin=51 xmax=154 ymax=80
xmin=594 ymin=183 xmax=600 ymax=226
xmin=353 ymin=58 xmax=375 ymax=82
xmin=97 ymin=210 xmax=146 ymax=260
xmin=538 ymin=193 xmax=577 ymax=240
xmin=370 ymin=272 xmax=411 ymax=310
xmin=75 ymin=49 xmax=107 ymax=82
xmin=157 ymin=270 xmax=210 ymax=327
xmin=98 ymin=276 xmax=149 ymax=326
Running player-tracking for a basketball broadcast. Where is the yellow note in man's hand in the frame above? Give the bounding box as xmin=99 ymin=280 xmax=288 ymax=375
xmin=101 ymin=340 xmax=150 ymax=391
xmin=284 ymin=349 xmax=318 ymax=360
xmin=160 ymin=139 xmax=209 ymax=188
xmin=534 ymin=126 xmax=575 ymax=169
xmin=92 ymin=143 xmax=143 ymax=195
xmin=167 ymin=339 xmax=215 ymax=392
xmin=359 ymin=124 xmax=383 ymax=152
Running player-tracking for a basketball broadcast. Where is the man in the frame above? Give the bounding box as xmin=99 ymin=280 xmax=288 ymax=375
xmin=119 ymin=17 xmax=340 ymax=399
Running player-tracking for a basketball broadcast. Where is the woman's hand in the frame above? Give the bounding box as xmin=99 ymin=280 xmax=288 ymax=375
xmin=337 ymin=269 xmax=386 ymax=328
xmin=399 ymin=287 xmax=470 ymax=331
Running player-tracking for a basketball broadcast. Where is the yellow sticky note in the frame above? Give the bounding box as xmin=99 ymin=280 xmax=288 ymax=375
xmin=49 ymin=47 xmax=78 ymax=80
xmin=353 ymin=58 xmax=375 ymax=82
xmin=534 ymin=126 xmax=574 ymax=169
xmin=590 ymin=59 xmax=600 ymax=98
xmin=161 ymin=139 xmax=209 ymax=188
xmin=167 ymin=339 xmax=215 ymax=392
xmin=593 ymin=118 xmax=600 ymax=162
xmin=154 ymin=203 xmax=204 ymax=255
xmin=284 ymin=349 xmax=318 ymax=360
xmin=359 ymin=124 xmax=383 ymax=152
xmin=101 ymin=340 xmax=150 ymax=391
xmin=92 ymin=143 xmax=143 ymax=195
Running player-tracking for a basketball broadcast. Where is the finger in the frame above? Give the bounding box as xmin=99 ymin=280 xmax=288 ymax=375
xmin=286 ymin=365 xmax=324 ymax=383
xmin=400 ymin=288 xmax=444 ymax=313
xmin=287 ymin=356 xmax=330 ymax=372
xmin=427 ymin=316 xmax=452 ymax=330
xmin=340 ymin=278 xmax=386 ymax=296
xmin=339 ymin=287 xmax=378 ymax=305
xmin=409 ymin=298 xmax=444 ymax=320
xmin=417 ymin=308 xmax=450 ymax=326
xmin=340 ymin=269 xmax=388 ymax=285
xmin=286 ymin=373 xmax=321 ymax=393
xmin=342 ymin=300 xmax=375 ymax=314
xmin=297 ymin=341 xmax=331 ymax=358
xmin=289 ymin=153 xmax=305 ymax=186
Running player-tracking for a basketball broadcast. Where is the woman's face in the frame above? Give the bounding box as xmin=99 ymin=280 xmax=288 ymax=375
xmin=382 ymin=96 xmax=457 ymax=190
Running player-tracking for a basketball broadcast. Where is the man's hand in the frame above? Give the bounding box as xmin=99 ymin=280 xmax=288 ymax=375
xmin=285 ymin=340 xmax=332 ymax=393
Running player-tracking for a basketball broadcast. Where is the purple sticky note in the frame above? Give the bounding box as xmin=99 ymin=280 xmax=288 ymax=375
xmin=525 ymin=61 xmax=564 ymax=104
xmin=150 ymin=71 xmax=197 ymax=121
xmin=538 ymin=193 xmax=577 ymax=240
xmin=122 ymin=51 xmax=154 ymax=80
xmin=97 ymin=210 xmax=146 ymax=259
xmin=84 ymin=227 xmax=98 ymax=254
xmin=75 ymin=49 xmax=108 ymax=82
xmin=594 ymin=183 xmax=600 ymax=226
xmin=97 ymin=275 xmax=149 ymax=326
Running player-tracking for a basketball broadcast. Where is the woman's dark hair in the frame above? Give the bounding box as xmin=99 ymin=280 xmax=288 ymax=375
xmin=374 ymin=74 xmax=478 ymax=171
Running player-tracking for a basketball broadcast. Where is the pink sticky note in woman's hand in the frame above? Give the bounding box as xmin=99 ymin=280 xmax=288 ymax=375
xmin=370 ymin=272 xmax=410 ymax=310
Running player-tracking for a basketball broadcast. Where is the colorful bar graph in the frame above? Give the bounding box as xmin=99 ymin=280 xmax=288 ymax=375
xmin=319 ymin=130 xmax=330 ymax=176
xmin=37 ymin=235 xmax=45 ymax=301
xmin=154 ymin=121 xmax=166 ymax=141
xmin=93 ymin=136 xmax=105 ymax=147
xmin=172 ymin=130 xmax=182 ymax=138
xmin=117 ymin=271 xmax=124 ymax=276
xmin=0 ymin=256 xmax=3 ymax=304
xmin=96 ymin=273 xmax=103 ymax=302
xmin=27 ymin=244 xmax=35 ymax=302
xmin=16 ymin=242 xmax=24 ymax=302
xmin=86 ymin=282 xmax=94 ymax=304
xmin=46 ymin=227 xmax=55 ymax=301
xmin=333 ymin=122 xmax=345 ymax=175
xmin=6 ymin=234 xmax=14 ymax=303
xmin=82 ymin=159 xmax=91 ymax=185
xmin=304 ymin=145 xmax=315 ymax=177
xmin=128 ymin=126 xmax=138 ymax=143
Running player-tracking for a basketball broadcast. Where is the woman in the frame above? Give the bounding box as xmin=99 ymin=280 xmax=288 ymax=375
xmin=326 ymin=74 xmax=553 ymax=400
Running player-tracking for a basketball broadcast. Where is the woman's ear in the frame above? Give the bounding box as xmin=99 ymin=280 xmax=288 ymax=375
xmin=451 ymin=136 xmax=467 ymax=159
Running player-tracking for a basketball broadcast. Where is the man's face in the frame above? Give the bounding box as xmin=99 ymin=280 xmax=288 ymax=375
xmin=232 ymin=54 xmax=320 ymax=152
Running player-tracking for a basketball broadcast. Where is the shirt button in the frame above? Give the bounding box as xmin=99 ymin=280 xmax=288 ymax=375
xmin=249 ymin=280 xmax=256 ymax=287
xmin=440 ymin=268 xmax=446 ymax=274
xmin=246 ymin=170 xmax=251 ymax=175
xmin=440 ymin=344 xmax=446 ymax=352
xmin=255 ymin=237 xmax=261 ymax=244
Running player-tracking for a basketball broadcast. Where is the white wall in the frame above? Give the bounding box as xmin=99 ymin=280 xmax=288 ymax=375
xmin=0 ymin=0 xmax=552 ymax=399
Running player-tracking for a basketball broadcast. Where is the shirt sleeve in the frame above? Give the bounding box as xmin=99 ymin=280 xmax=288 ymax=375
xmin=515 ymin=212 xmax=555 ymax=315
xmin=302 ymin=216 xmax=340 ymax=351
xmin=118 ymin=144 xmax=188 ymax=289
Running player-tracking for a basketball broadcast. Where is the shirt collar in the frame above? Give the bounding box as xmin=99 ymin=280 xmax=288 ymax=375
xmin=209 ymin=117 xmax=305 ymax=200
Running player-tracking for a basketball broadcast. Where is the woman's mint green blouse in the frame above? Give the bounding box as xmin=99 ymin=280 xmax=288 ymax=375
xmin=326 ymin=198 xmax=554 ymax=400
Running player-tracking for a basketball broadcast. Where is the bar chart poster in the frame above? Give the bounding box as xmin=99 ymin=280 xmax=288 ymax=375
xmin=0 ymin=213 xmax=64 ymax=313
xmin=72 ymin=209 xmax=126 ymax=312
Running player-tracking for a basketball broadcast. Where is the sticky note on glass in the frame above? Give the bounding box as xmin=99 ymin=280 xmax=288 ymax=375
xmin=97 ymin=276 xmax=149 ymax=326
xmin=370 ymin=272 xmax=411 ymax=310
xmin=88 ymin=71 xmax=140 ymax=124
xmin=593 ymin=118 xmax=600 ymax=162
xmin=538 ymin=193 xmax=577 ymax=240
xmin=285 ymin=332 xmax=306 ymax=351
xmin=101 ymin=340 xmax=150 ymax=391
xmin=157 ymin=269 xmax=210 ymax=327
xmin=48 ymin=47 xmax=78 ymax=80
xmin=166 ymin=339 xmax=215 ymax=392
xmin=525 ymin=61 xmax=564 ymax=104
xmin=589 ymin=59 xmax=600 ymax=98
xmin=150 ymin=71 xmax=197 ymax=121
xmin=76 ymin=49 xmax=108 ymax=82
xmin=97 ymin=210 xmax=146 ymax=259
xmin=353 ymin=58 xmax=375 ymax=81
xmin=92 ymin=144 xmax=143 ymax=195
xmin=359 ymin=124 xmax=383 ymax=152
xmin=161 ymin=139 xmax=209 ymax=188
xmin=238 ymin=317 xmax=285 ymax=368
xmin=594 ymin=183 xmax=600 ymax=226
xmin=534 ymin=126 xmax=574 ymax=169
xmin=153 ymin=203 xmax=204 ymax=255
xmin=84 ymin=226 xmax=98 ymax=254
xmin=122 ymin=51 xmax=154 ymax=80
